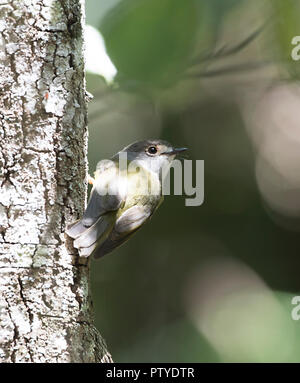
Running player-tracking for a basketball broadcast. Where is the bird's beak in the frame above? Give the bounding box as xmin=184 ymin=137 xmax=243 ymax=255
xmin=165 ymin=147 xmax=188 ymax=155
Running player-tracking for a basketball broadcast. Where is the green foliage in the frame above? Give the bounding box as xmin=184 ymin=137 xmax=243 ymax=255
xmin=100 ymin=0 xmax=201 ymax=86
xmin=271 ymin=0 xmax=300 ymax=78
xmin=86 ymin=0 xmax=300 ymax=363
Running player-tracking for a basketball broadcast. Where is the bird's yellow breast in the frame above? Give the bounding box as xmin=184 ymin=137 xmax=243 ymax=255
xmin=94 ymin=160 xmax=163 ymax=218
xmin=119 ymin=166 xmax=162 ymax=214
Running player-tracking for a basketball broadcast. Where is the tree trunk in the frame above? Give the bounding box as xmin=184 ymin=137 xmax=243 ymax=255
xmin=0 ymin=0 xmax=112 ymax=362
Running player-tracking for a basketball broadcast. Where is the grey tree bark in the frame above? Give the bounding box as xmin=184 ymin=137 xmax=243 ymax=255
xmin=0 ymin=0 xmax=112 ymax=362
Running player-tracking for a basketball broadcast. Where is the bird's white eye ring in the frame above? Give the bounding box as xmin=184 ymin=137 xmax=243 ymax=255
xmin=147 ymin=146 xmax=157 ymax=155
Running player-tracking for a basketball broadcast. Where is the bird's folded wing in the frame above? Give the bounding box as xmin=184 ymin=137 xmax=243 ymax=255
xmin=92 ymin=205 xmax=152 ymax=259
xmin=66 ymin=160 xmax=126 ymax=239
xmin=115 ymin=205 xmax=151 ymax=233
xmin=73 ymin=213 xmax=115 ymax=249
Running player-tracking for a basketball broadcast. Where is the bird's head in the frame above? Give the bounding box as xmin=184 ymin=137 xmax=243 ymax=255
xmin=116 ymin=139 xmax=187 ymax=175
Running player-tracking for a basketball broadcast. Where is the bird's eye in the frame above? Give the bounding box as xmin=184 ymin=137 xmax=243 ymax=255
xmin=147 ymin=146 xmax=157 ymax=155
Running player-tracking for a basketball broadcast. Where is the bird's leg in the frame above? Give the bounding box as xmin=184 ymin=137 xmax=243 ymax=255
xmin=88 ymin=174 xmax=95 ymax=185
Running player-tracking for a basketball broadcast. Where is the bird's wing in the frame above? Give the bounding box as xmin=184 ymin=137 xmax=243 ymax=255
xmin=115 ymin=205 xmax=152 ymax=233
xmin=93 ymin=205 xmax=152 ymax=259
xmin=66 ymin=159 xmax=126 ymax=243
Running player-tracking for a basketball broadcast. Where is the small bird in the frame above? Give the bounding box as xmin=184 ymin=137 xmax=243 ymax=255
xmin=66 ymin=139 xmax=187 ymax=259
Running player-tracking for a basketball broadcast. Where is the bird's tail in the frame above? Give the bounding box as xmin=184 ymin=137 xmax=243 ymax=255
xmin=65 ymin=220 xmax=88 ymax=239
xmin=93 ymin=229 xmax=138 ymax=259
xmin=66 ymin=213 xmax=116 ymax=258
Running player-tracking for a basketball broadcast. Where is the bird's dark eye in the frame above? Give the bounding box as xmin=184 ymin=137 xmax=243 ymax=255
xmin=147 ymin=146 xmax=157 ymax=155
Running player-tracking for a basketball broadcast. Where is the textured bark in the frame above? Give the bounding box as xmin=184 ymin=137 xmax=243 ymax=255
xmin=0 ymin=0 xmax=112 ymax=362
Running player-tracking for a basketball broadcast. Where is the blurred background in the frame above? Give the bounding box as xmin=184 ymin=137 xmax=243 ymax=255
xmin=85 ymin=0 xmax=300 ymax=362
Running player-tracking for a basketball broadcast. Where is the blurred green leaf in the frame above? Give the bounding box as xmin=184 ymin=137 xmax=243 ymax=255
xmin=100 ymin=0 xmax=201 ymax=87
xmin=207 ymin=0 xmax=246 ymax=26
xmin=271 ymin=0 xmax=300 ymax=78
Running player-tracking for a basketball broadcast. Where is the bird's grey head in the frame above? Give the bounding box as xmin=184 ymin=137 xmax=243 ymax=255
xmin=114 ymin=139 xmax=187 ymax=176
